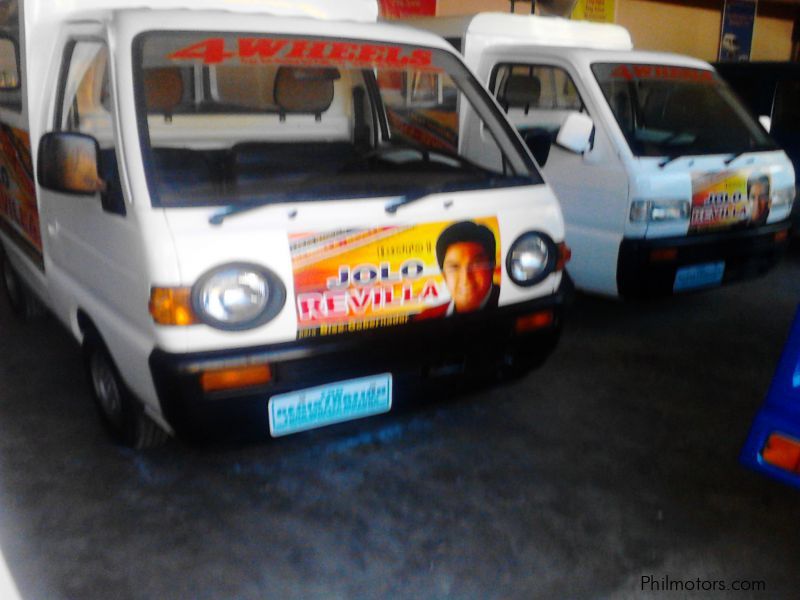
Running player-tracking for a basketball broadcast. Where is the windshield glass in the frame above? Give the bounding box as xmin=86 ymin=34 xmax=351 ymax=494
xmin=591 ymin=63 xmax=777 ymax=158
xmin=134 ymin=32 xmax=539 ymax=208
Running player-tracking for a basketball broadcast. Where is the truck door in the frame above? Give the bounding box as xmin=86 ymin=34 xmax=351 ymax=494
xmin=39 ymin=36 xmax=145 ymax=331
xmin=481 ymin=58 xmax=629 ymax=295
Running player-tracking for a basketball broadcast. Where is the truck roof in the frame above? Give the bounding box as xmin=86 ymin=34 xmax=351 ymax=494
xmin=401 ymin=13 xmax=633 ymax=52
xmin=23 ymin=0 xmax=379 ymax=24
xmin=568 ymin=48 xmax=712 ymax=70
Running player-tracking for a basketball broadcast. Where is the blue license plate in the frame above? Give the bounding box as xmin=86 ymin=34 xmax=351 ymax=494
xmin=268 ymin=373 xmax=392 ymax=437
xmin=673 ymin=261 xmax=725 ymax=292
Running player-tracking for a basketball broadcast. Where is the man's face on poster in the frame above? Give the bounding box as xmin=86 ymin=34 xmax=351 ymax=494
xmin=749 ymin=180 xmax=769 ymax=204
xmin=442 ymin=241 xmax=493 ymax=313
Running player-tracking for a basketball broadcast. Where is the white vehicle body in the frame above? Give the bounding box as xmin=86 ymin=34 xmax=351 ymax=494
xmin=0 ymin=1 xmax=567 ymax=445
xmin=404 ymin=13 xmax=795 ymax=297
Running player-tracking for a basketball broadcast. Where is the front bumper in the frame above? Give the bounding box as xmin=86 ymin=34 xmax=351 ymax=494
xmin=617 ymin=220 xmax=791 ymax=298
xmin=149 ymin=289 xmax=566 ymax=442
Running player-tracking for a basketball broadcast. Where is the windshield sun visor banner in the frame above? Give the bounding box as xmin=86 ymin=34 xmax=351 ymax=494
xmin=608 ymin=64 xmax=714 ymax=84
xmin=167 ymin=37 xmax=441 ymax=72
xmin=689 ymin=170 xmax=772 ymax=233
xmin=291 ymin=219 xmax=501 ymax=338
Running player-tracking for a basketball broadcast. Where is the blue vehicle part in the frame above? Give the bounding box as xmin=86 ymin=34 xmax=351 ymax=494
xmin=741 ymin=306 xmax=800 ymax=489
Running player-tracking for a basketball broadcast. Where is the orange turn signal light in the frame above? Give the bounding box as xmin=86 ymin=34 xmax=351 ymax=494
xmin=149 ymin=287 xmax=197 ymax=326
xmin=201 ymin=364 xmax=273 ymax=393
xmin=775 ymin=230 xmax=789 ymax=243
xmin=556 ymin=242 xmax=572 ymax=271
xmin=515 ymin=310 xmax=555 ymax=334
xmin=761 ymin=433 xmax=800 ymax=474
xmin=650 ymin=248 xmax=678 ymax=262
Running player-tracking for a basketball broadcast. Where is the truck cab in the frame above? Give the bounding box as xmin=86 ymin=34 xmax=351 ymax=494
xmin=0 ymin=1 xmax=568 ymax=446
xmin=405 ymin=13 xmax=795 ymax=298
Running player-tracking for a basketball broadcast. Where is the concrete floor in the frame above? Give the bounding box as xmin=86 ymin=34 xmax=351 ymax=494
xmin=1 ymin=248 xmax=799 ymax=600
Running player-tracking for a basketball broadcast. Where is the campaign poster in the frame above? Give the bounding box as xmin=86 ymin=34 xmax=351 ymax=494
xmin=571 ymin=0 xmax=616 ymax=23
xmin=379 ymin=0 xmax=437 ymax=18
xmin=387 ymin=107 xmax=458 ymax=152
xmin=718 ymin=0 xmax=757 ymax=62
xmin=0 ymin=124 xmax=41 ymax=265
xmin=291 ymin=218 xmax=501 ymax=338
xmin=689 ymin=170 xmax=771 ymax=233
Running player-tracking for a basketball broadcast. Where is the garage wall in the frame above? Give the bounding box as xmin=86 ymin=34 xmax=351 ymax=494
xmin=434 ymin=0 xmax=797 ymax=62
xmin=752 ymin=8 xmax=795 ymax=60
xmin=617 ymin=0 xmax=721 ymax=59
xmin=437 ymin=0 xmax=536 ymax=15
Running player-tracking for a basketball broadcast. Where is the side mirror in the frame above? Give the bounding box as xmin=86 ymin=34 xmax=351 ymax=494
xmin=521 ymin=128 xmax=553 ymax=167
xmin=758 ymin=115 xmax=772 ymax=133
xmin=37 ymin=132 xmax=104 ymax=195
xmin=556 ymin=112 xmax=594 ymax=155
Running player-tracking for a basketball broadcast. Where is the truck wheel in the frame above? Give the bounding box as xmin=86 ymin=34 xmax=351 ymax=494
xmin=1 ymin=251 xmax=43 ymax=318
xmin=84 ymin=339 xmax=168 ymax=449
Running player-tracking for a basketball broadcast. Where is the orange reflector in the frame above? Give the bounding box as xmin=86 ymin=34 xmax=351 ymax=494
xmin=515 ymin=310 xmax=555 ymax=333
xmin=775 ymin=230 xmax=789 ymax=243
xmin=761 ymin=433 xmax=800 ymax=474
xmin=650 ymin=248 xmax=678 ymax=262
xmin=201 ymin=364 xmax=272 ymax=393
xmin=149 ymin=287 xmax=197 ymax=326
xmin=556 ymin=242 xmax=572 ymax=271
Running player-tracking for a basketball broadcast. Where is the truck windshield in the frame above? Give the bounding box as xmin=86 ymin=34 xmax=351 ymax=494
xmin=134 ymin=32 xmax=540 ymax=208
xmin=591 ymin=63 xmax=777 ymax=158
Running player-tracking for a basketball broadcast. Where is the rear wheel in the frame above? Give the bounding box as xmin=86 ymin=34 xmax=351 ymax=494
xmin=1 ymin=249 xmax=43 ymax=318
xmin=84 ymin=338 xmax=168 ymax=449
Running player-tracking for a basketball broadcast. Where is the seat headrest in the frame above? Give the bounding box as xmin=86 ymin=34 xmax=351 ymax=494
xmin=144 ymin=68 xmax=184 ymax=114
xmin=502 ymin=74 xmax=541 ymax=108
xmin=274 ymin=67 xmax=337 ymax=114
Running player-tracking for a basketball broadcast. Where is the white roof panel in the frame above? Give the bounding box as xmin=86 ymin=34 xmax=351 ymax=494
xmin=27 ymin=0 xmax=379 ymax=24
xmin=467 ymin=13 xmax=633 ymax=51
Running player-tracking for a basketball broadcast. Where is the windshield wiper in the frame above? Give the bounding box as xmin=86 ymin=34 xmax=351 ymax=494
xmin=384 ymin=188 xmax=439 ymax=214
xmin=209 ymin=199 xmax=277 ymax=226
xmin=658 ymin=154 xmax=685 ymax=168
xmin=724 ymin=151 xmax=747 ymax=166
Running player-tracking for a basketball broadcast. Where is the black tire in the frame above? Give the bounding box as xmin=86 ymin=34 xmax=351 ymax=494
xmin=1 ymin=248 xmax=43 ymax=319
xmin=84 ymin=337 xmax=169 ymax=449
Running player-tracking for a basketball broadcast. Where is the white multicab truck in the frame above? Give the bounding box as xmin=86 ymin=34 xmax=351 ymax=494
xmin=404 ymin=14 xmax=795 ymax=298
xmin=0 ymin=0 xmax=570 ymax=447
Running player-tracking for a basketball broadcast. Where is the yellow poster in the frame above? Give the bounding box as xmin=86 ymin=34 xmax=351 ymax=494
xmin=571 ymin=0 xmax=616 ymax=23
xmin=689 ymin=170 xmax=771 ymax=233
xmin=0 ymin=124 xmax=41 ymax=262
xmin=291 ymin=218 xmax=502 ymax=338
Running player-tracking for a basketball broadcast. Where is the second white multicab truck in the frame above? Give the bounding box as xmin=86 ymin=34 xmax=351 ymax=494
xmin=0 ymin=0 xmax=570 ymax=447
xmin=404 ymin=14 xmax=795 ymax=298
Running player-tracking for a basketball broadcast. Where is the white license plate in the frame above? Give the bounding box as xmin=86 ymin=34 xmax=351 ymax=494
xmin=268 ymin=373 xmax=392 ymax=437
xmin=673 ymin=261 xmax=725 ymax=292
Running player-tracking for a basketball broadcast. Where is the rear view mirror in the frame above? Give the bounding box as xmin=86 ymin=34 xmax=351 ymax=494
xmin=556 ymin=112 xmax=594 ymax=155
xmin=758 ymin=115 xmax=772 ymax=133
xmin=37 ymin=132 xmax=104 ymax=195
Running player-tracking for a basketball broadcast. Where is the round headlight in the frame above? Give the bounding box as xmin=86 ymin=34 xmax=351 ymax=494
xmin=506 ymin=232 xmax=556 ymax=287
xmin=192 ymin=263 xmax=286 ymax=330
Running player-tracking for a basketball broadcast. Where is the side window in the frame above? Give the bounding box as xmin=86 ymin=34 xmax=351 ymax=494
xmin=492 ymin=63 xmax=585 ymax=136
xmin=0 ymin=36 xmax=18 ymax=90
xmin=772 ymin=79 xmax=800 ymax=134
xmin=493 ymin=64 xmax=584 ymax=112
xmin=58 ymin=40 xmax=124 ymax=214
